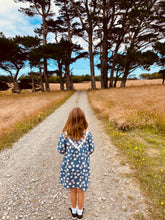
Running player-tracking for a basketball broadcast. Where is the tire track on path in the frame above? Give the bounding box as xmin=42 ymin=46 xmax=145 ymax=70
xmin=0 ymin=91 xmax=149 ymax=220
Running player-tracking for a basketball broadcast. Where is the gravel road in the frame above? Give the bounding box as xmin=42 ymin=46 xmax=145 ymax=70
xmin=0 ymin=91 xmax=150 ymax=220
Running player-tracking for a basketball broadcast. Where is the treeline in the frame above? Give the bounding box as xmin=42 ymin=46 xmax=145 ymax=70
xmin=0 ymin=0 xmax=165 ymax=93
xmin=19 ymin=74 xmax=100 ymax=84
xmin=0 ymin=74 xmax=99 ymax=89
xmin=0 ymin=73 xmax=140 ymax=91
xmin=140 ymin=72 xmax=165 ymax=80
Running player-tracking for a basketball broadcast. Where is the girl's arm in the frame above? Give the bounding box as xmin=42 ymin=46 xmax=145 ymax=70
xmin=57 ymin=133 xmax=66 ymax=154
xmin=87 ymin=131 xmax=95 ymax=154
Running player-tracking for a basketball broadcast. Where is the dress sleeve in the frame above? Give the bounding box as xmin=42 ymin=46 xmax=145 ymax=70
xmin=87 ymin=131 xmax=95 ymax=155
xmin=57 ymin=133 xmax=66 ymax=154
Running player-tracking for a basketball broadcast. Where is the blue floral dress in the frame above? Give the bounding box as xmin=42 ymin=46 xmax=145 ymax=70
xmin=57 ymin=130 xmax=94 ymax=192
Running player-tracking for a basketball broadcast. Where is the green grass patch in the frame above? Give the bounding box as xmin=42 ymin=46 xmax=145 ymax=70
xmin=0 ymin=91 xmax=74 ymax=152
xmin=104 ymin=120 xmax=165 ymax=219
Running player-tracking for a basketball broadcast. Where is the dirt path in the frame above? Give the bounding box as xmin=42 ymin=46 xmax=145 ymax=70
xmin=0 ymin=91 xmax=150 ymax=220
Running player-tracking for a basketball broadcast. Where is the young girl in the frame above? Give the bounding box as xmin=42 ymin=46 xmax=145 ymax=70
xmin=57 ymin=107 xmax=95 ymax=219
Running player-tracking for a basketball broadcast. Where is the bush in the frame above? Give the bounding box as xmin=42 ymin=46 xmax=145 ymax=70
xmin=95 ymin=75 xmax=101 ymax=81
xmin=0 ymin=81 xmax=9 ymax=91
xmin=19 ymin=82 xmax=32 ymax=90
xmin=0 ymin=75 xmax=12 ymax=83
xmin=19 ymin=74 xmax=41 ymax=84
xmin=19 ymin=74 xmax=41 ymax=90
xmin=48 ymin=74 xmax=92 ymax=83
xmin=140 ymin=72 xmax=161 ymax=80
xmin=48 ymin=75 xmax=61 ymax=83
xmin=19 ymin=75 xmax=31 ymax=83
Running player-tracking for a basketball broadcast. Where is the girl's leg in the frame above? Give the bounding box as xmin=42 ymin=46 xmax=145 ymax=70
xmin=70 ymin=188 xmax=77 ymax=208
xmin=77 ymin=188 xmax=85 ymax=210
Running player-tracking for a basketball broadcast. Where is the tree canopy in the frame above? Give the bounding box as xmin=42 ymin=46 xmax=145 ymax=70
xmin=0 ymin=0 xmax=164 ymax=92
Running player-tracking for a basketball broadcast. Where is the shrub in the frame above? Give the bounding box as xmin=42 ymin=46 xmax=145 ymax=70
xmin=0 ymin=75 xmax=12 ymax=83
xmin=19 ymin=74 xmax=41 ymax=84
xmin=0 ymin=81 xmax=9 ymax=91
xmin=49 ymin=75 xmax=61 ymax=83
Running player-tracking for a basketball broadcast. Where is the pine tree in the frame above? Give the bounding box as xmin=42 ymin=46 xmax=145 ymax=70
xmin=0 ymin=34 xmax=27 ymax=93
xmin=70 ymin=0 xmax=99 ymax=89
xmin=14 ymin=0 xmax=53 ymax=91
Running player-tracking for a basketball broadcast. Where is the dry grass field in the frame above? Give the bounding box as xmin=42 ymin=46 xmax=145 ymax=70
xmin=88 ymin=84 xmax=165 ymax=218
xmin=49 ymin=79 xmax=163 ymax=91
xmin=88 ymin=85 xmax=165 ymax=130
xmin=0 ymin=91 xmax=72 ymax=137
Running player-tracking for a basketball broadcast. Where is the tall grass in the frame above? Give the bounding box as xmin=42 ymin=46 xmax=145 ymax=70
xmin=88 ymin=85 xmax=165 ymax=219
xmin=48 ymin=79 xmax=163 ymax=90
xmin=0 ymin=91 xmax=73 ymax=151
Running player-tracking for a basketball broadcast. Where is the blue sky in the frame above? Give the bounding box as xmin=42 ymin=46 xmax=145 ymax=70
xmin=0 ymin=0 xmax=161 ymax=78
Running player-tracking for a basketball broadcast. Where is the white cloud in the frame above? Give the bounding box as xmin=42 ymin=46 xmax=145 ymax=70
xmin=0 ymin=0 xmax=59 ymax=38
xmin=0 ymin=0 xmax=36 ymax=37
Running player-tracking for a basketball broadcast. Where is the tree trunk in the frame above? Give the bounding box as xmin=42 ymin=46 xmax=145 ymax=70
xmin=12 ymin=80 xmax=21 ymax=93
xmin=101 ymin=0 xmax=108 ymax=89
xmin=101 ymin=34 xmax=108 ymax=89
xmin=65 ymin=63 xmax=72 ymax=90
xmin=43 ymin=58 xmax=50 ymax=91
xmin=120 ymin=74 xmax=127 ymax=87
xmin=114 ymin=66 xmax=120 ymax=88
xmin=38 ymin=62 xmax=44 ymax=92
xmin=114 ymin=75 xmax=119 ymax=88
xmin=42 ymin=14 xmax=50 ymax=92
xmin=120 ymin=65 xmax=130 ymax=87
xmin=70 ymin=73 xmax=73 ymax=90
xmin=32 ymin=72 xmax=36 ymax=92
xmin=162 ymin=74 xmax=165 ymax=85
xmin=109 ymin=45 xmax=120 ymax=88
xmin=7 ymin=69 xmax=20 ymax=93
xmin=88 ymin=32 xmax=96 ymax=90
xmin=58 ymin=62 xmax=64 ymax=91
xmin=109 ymin=63 xmax=115 ymax=88
xmin=70 ymin=0 xmax=96 ymax=89
xmin=60 ymin=76 xmax=64 ymax=91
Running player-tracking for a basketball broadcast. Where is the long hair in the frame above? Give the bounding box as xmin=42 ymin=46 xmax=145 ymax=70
xmin=63 ymin=107 xmax=88 ymax=140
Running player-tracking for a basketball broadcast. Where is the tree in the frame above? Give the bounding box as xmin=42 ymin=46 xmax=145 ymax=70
xmin=98 ymin=0 xmax=161 ymax=88
xmin=95 ymin=0 xmax=128 ymax=88
xmin=14 ymin=0 xmax=53 ymax=91
xmin=95 ymin=0 xmax=110 ymax=88
xmin=154 ymin=42 xmax=165 ymax=84
xmin=120 ymin=50 xmax=158 ymax=87
xmin=94 ymin=1 xmax=159 ymax=88
xmin=0 ymin=34 xmax=27 ymax=93
xmin=14 ymin=35 xmax=43 ymax=92
xmin=159 ymin=70 xmax=165 ymax=84
xmin=153 ymin=1 xmax=165 ymax=84
xmin=155 ymin=0 xmax=165 ymax=38
xmin=140 ymin=73 xmax=151 ymax=80
xmin=109 ymin=53 xmax=125 ymax=87
xmin=46 ymin=19 xmax=65 ymax=90
xmin=28 ymin=45 xmax=46 ymax=91
xmin=119 ymin=0 xmax=160 ymax=87
xmin=47 ymin=0 xmax=83 ymax=90
xmin=94 ymin=0 xmax=131 ymax=88
xmin=70 ymin=0 xmax=98 ymax=89
xmin=108 ymin=0 xmax=134 ymax=88
xmin=41 ymin=38 xmax=88 ymax=90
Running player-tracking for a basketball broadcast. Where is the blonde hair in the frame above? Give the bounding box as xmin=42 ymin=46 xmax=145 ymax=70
xmin=63 ymin=107 xmax=88 ymax=140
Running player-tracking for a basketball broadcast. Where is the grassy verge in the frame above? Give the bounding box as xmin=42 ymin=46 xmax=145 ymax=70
xmin=88 ymin=87 xmax=165 ymax=219
xmin=0 ymin=91 xmax=73 ymax=152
